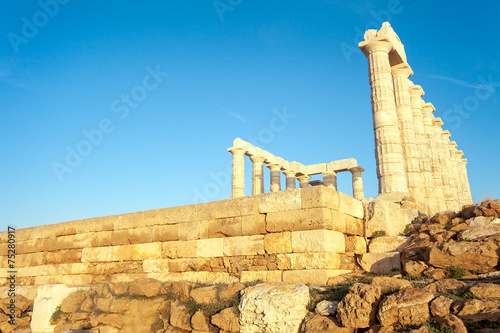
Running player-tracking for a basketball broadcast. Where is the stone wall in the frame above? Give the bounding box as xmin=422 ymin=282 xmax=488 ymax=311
xmin=0 ymin=186 xmax=364 ymax=288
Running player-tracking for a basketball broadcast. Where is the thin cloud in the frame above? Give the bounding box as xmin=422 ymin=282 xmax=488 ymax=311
xmin=428 ymin=74 xmax=500 ymax=90
xmin=211 ymin=98 xmax=246 ymax=122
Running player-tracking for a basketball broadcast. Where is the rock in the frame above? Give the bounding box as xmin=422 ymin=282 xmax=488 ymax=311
xmin=469 ymin=216 xmax=495 ymax=227
xmin=430 ymin=211 xmax=455 ymax=225
xmin=400 ymin=235 xmax=432 ymax=264
xmin=424 ymin=279 xmax=467 ymax=295
xmin=345 ymin=236 xmax=367 ymax=254
xmin=365 ymin=199 xmax=419 ymax=237
xmin=315 ymin=300 xmax=339 ymax=316
xmin=218 ymin=283 xmax=245 ymax=301
xmin=326 ymin=276 xmax=348 ymax=286
xmin=478 ymin=271 xmax=500 ymax=279
xmin=489 ymin=199 xmax=500 ymax=209
xmin=60 ymin=292 xmax=87 ymax=313
xmin=191 ymin=310 xmax=211 ymax=331
xmin=190 ymin=286 xmax=218 ymax=305
xmin=460 ymin=224 xmax=500 ymax=240
xmin=370 ymin=276 xmax=412 ymax=294
xmin=108 ymin=282 xmax=129 ymax=296
xmin=300 ymin=314 xmax=354 ymax=332
xmin=0 ymin=295 xmax=33 ymax=318
xmin=423 ymin=267 xmax=446 ymax=280
xmin=430 ymin=296 xmax=453 ymax=317
xmin=403 ymin=260 xmax=428 ymax=277
xmin=455 ymin=299 xmax=500 ymax=322
xmin=460 ymin=205 xmax=479 ymax=219
xmin=435 ymin=315 xmax=467 ymax=333
xmin=211 ymin=307 xmax=240 ymax=333
xmin=359 ymin=252 xmax=401 ymax=274
xmin=170 ymin=301 xmax=191 ymax=331
xmin=337 ymin=283 xmax=382 ymax=328
xmin=368 ymin=236 xmax=411 ymax=253
xmin=377 ymin=287 xmax=434 ymax=326
xmin=426 ymin=240 xmax=499 ymax=273
xmin=128 ymin=278 xmax=163 ymax=297
xmin=449 ymin=223 xmax=470 ymax=232
xmin=239 ymin=283 xmax=309 ymax=333
xmin=470 ymin=283 xmax=500 ymax=300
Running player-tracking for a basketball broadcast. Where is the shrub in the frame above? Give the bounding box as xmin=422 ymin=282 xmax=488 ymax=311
xmin=51 ymin=306 xmax=64 ymax=322
xmin=426 ymin=320 xmax=454 ymax=333
xmin=446 ymin=266 xmax=467 ymax=279
xmin=372 ymin=230 xmax=386 ymax=238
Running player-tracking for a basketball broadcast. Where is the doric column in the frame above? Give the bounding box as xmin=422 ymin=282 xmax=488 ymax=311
xmin=422 ymin=103 xmax=446 ymax=212
xmin=349 ymin=166 xmax=365 ymax=200
xmin=440 ymin=130 xmax=457 ymax=210
xmin=227 ymin=147 xmax=246 ymax=198
xmin=283 ymin=170 xmax=297 ymax=190
xmin=392 ymin=64 xmax=424 ymax=203
xmin=359 ymin=37 xmax=409 ymax=195
xmin=409 ymin=85 xmax=432 ymax=213
xmin=297 ymin=175 xmax=311 ymax=189
xmin=323 ymin=172 xmax=337 ymax=190
xmin=249 ymin=155 xmax=265 ymax=196
xmin=432 ymin=118 xmax=452 ymax=210
xmin=458 ymin=157 xmax=473 ymax=206
xmin=267 ymin=163 xmax=281 ymax=192
xmin=447 ymin=141 xmax=461 ymax=209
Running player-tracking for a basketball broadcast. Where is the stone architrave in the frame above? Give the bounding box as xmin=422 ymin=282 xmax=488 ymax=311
xmin=359 ymin=36 xmax=409 ymax=196
xmin=227 ymin=147 xmax=246 ymax=198
xmin=392 ymin=64 xmax=424 ymax=205
xmin=349 ymin=166 xmax=365 ymax=200
xmin=432 ymin=118 xmax=453 ymax=210
xmin=250 ymin=155 xmax=265 ymax=196
xmin=267 ymin=163 xmax=282 ymax=192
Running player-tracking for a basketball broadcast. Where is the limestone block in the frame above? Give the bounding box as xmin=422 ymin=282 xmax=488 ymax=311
xmin=89 ymin=231 xmax=113 ymax=247
xmin=214 ymin=196 xmax=259 ymax=218
xmin=31 ymin=284 xmax=91 ymax=333
xmin=196 ymin=238 xmax=223 ymax=258
xmin=267 ymin=208 xmax=334 ymax=232
xmin=337 ymin=283 xmax=382 ymax=328
xmin=45 ymin=249 xmax=83 ymax=265
xmin=330 ymin=210 xmax=347 ymax=233
xmin=109 ymin=273 xmax=147 ymax=283
xmin=168 ymin=258 xmax=212 ymax=272
xmin=54 ymin=222 xmax=78 ymax=237
xmin=113 ymin=211 xmax=146 ymax=230
xmin=178 ymin=221 xmax=210 ymax=240
xmin=81 ymin=243 xmax=162 ymax=262
xmin=16 ymin=252 xmax=45 ymax=267
xmin=239 ymin=283 xmax=309 ymax=333
xmin=147 ymin=271 xmax=238 ymax=284
xmin=74 ymin=215 xmax=115 ymax=234
xmin=152 ymin=224 xmax=178 ymax=242
xmin=240 ymin=270 xmax=283 ymax=283
xmin=206 ymin=217 xmax=243 ymax=238
xmin=368 ymin=236 xmax=411 ymax=253
xmin=211 ymin=307 xmax=240 ymax=332
xmin=143 ymin=259 xmax=170 ymax=273
xmin=337 ymin=192 xmax=364 ymax=219
xmin=16 ymin=228 xmax=35 ymax=242
xmin=344 ymin=214 xmax=365 ymax=236
xmin=359 ymin=252 xmax=401 ymax=274
xmin=345 ymin=236 xmax=367 ymax=254
xmin=264 ymin=232 xmax=292 ymax=254
xmin=291 ymin=230 xmax=345 ymax=253
xmin=88 ymin=261 xmax=142 ymax=276
xmin=34 ymin=275 xmax=63 ymax=285
xmin=282 ymin=270 xmax=351 ymax=285
xmin=365 ymin=199 xmax=419 ymax=237
xmin=258 ymin=189 xmax=302 ymax=213
xmin=223 ymin=235 xmax=264 ymax=256
xmin=301 ymin=186 xmax=340 ymax=210
xmin=55 ymin=233 xmax=93 ymax=250
xmin=62 ymin=274 xmax=93 ymax=286
xmin=163 ymin=240 xmax=197 ymax=259
xmin=276 ymin=253 xmax=341 ymax=270
xmin=241 ymin=214 xmax=266 ymax=235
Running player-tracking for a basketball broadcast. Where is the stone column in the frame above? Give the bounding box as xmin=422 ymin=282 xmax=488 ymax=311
xmin=297 ymin=175 xmax=311 ymax=189
xmin=432 ymin=118 xmax=452 ymax=210
xmin=227 ymin=147 xmax=246 ymax=198
xmin=447 ymin=141 xmax=461 ymax=209
xmin=359 ymin=37 xmax=409 ymax=196
xmin=283 ymin=170 xmax=297 ymax=190
xmin=440 ymin=130 xmax=457 ymax=210
xmin=249 ymin=155 xmax=265 ymax=195
xmin=349 ymin=167 xmax=365 ymax=200
xmin=459 ymin=157 xmax=473 ymax=206
xmin=267 ymin=163 xmax=281 ymax=192
xmin=323 ymin=172 xmax=337 ymax=190
xmin=409 ymin=85 xmax=432 ymax=213
xmin=422 ymin=103 xmax=446 ymax=212
xmin=392 ymin=64 xmax=424 ymax=204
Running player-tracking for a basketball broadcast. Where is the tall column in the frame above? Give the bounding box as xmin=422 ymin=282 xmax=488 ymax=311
xmin=297 ymin=175 xmax=311 ymax=189
xmin=447 ymin=141 xmax=461 ymax=209
xmin=359 ymin=37 xmax=409 ymax=195
xmin=267 ymin=163 xmax=281 ymax=192
xmin=459 ymin=157 xmax=473 ymax=205
xmin=440 ymin=130 xmax=457 ymax=210
xmin=227 ymin=147 xmax=246 ymax=198
xmin=250 ymin=155 xmax=265 ymax=195
xmin=409 ymin=85 xmax=432 ymax=213
xmin=422 ymin=103 xmax=446 ymax=212
xmin=349 ymin=167 xmax=365 ymax=200
xmin=283 ymin=170 xmax=297 ymax=190
xmin=392 ymin=64 xmax=424 ymax=203
xmin=323 ymin=172 xmax=337 ymax=190
xmin=432 ymin=118 xmax=452 ymax=210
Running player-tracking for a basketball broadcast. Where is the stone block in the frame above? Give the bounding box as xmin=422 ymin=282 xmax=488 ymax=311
xmin=282 ymin=269 xmax=351 ymax=285
xmin=76 ymin=215 xmax=115 ymax=233
xmin=337 ymin=191 xmax=364 ymax=218
xmin=359 ymin=252 xmax=401 ymax=274
xmin=266 ymin=208 xmax=333 ymax=232
xmin=163 ymin=240 xmax=197 ymax=259
xmin=197 ymin=238 xmax=224 ymax=258
xmin=242 ymin=214 xmax=266 ymax=235
xmin=345 ymin=236 xmax=367 ymax=254
xmin=152 ymin=224 xmax=179 ymax=242
xmin=291 ymin=230 xmax=345 ymax=253
xmin=365 ymin=199 xmax=419 ymax=237
xmin=344 ymin=214 xmax=365 ymax=236
xmin=81 ymin=243 xmax=162 ymax=262
xmin=143 ymin=259 xmax=170 ymax=273
xmin=206 ymin=217 xmax=242 ymax=238
xmin=276 ymin=252 xmax=341 ymax=270
xmin=55 ymin=233 xmax=93 ymax=250
xmin=301 ymin=186 xmax=340 ymax=210
xmin=113 ymin=211 xmax=146 ymax=230
xmin=44 ymin=249 xmax=82 ymax=264
xmin=223 ymin=235 xmax=264 ymax=256
xmin=240 ymin=270 xmax=283 ymax=283
xmin=89 ymin=231 xmax=113 ymax=247
xmin=178 ymin=221 xmax=209 ymax=241
xmin=62 ymin=274 xmax=93 ymax=286
xmin=330 ymin=210 xmax=347 ymax=233
xmin=264 ymin=232 xmax=292 ymax=254
xmin=16 ymin=253 xmax=45 ymax=267
xmin=258 ymin=189 xmax=302 ymax=213
xmin=16 ymin=228 xmax=35 ymax=242
xmin=54 ymin=222 xmax=77 ymax=237
xmin=214 ymin=196 xmax=259 ymax=218
xmin=369 ymin=236 xmax=411 ymax=253
xmin=148 ymin=271 xmax=238 ymax=284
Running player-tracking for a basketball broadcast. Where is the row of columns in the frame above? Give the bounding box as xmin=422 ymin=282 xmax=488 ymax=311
xmin=359 ymin=33 xmax=473 ymax=213
xmin=228 ymin=146 xmax=365 ymax=200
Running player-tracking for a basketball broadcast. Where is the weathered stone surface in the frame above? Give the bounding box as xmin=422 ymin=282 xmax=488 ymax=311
xmin=469 ymin=216 xmax=495 ymax=227
xmin=170 ymin=301 xmax=192 ymax=331
xmin=60 ymin=291 xmax=86 ymax=313
xmin=424 ymin=279 xmax=467 ymax=295
xmin=460 ymin=224 xmax=500 ymax=240
xmin=190 ymin=286 xmax=218 ymax=305
xmin=359 ymin=252 xmax=400 ymax=274
xmin=427 ymin=240 xmax=499 ymax=273
xmin=423 ymin=267 xmax=446 ymax=280
xmin=277 ymin=253 xmax=340 ymax=270
xmin=315 ymin=300 xmax=339 ymax=316
xmin=223 ymin=235 xmax=264 ymax=256
xmin=259 ymin=189 xmax=302 ymax=213
xmin=266 ymin=208 xmax=335 ymax=232
xmin=300 ymin=314 xmax=354 ymax=333
xmin=239 ymin=283 xmax=309 ymax=333
xmin=368 ymin=236 xmax=411 ymax=253
xmin=337 ymin=283 xmax=382 ymax=328
xmin=191 ymin=310 xmax=211 ymax=331
xmin=470 ymin=283 xmax=500 ymax=300
xmin=264 ymin=232 xmax=291 ymax=254
xmin=211 ymin=307 xmax=240 ymax=332
xmin=435 ymin=314 xmax=467 ymax=333
xmin=377 ymin=287 xmax=434 ymax=326
xmin=455 ymin=299 xmax=500 ymax=322
xmin=365 ymin=199 xmax=419 ymax=237
xmin=282 ymin=269 xmax=350 ymax=285
xmin=430 ymin=296 xmax=453 ymax=317
xmin=430 ymin=211 xmax=455 ymax=225
xmin=403 ymin=260 xmax=428 ymax=277
xmin=128 ymin=278 xmax=163 ymax=297
xmin=218 ymin=283 xmax=245 ymax=301
xmin=291 ymin=230 xmax=345 ymax=253
xmin=240 ymin=270 xmax=283 ymax=283
xmin=370 ymin=276 xmax=412 ymax=294
xmin=345 ymin=236 xmax=367 ymax=254
xmin=196 ymin=238 xmax=224 ymax=257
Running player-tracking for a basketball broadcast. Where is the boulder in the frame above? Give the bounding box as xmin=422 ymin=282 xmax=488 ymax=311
xmin=190 ymin=286 xmax=218 ymax=305
xmin=455 ymin=299 xmax=500 ymax=322
xmin=191 ymin=310 xmax=211 ymax=331
xmin=469 ymin=216 xmax=495 ymax=227
xmin=368 ymin=236 xmax=411 ymax=253
xmin=470 ymin=283 xmax=500 ymax=300
xmin=218 ymin=283 xmax=245 ymax=301
xmin=400 ymin=235 xmax=432 ymax=264
xmin=424 ymin=279 xmax=467 ymax=295
xmin=435 ymin=315 xmax=467 ymax=333
xmin=170 ymin=301 xmax=191 ymax=331
xmin=239 ymin=283 xmax=309 ymax=333
xmin=403 ymin=260 xmax=428 ymax=277
xmin=128 ymin=278 xmax=163 ymax=297
xmin=300 ymin=314 xmax=354 ymax=333
xmin=430 ymin=211 xmax=455 ymax=225
xmin=422 ymin=267 xmax=446 ymax=280
xmin=430 ymin=296 xmax=453 ymax=317
xmin=336 ymin=283 xmax=382 ymax=328
xmin=60 ymin=292 xmax=87 ymax=313
xmin=460 ymin=224 xmax=500 ymax=240
xmin=370 ymin=276 xmax=412 ymax=294
xmin=211 ymin=307 xmax=240 ymax=333
xmin=359 ymin=252 xmax=401 ymax=274
xmin=315 ymin=300 xmax=339 ymax=316
xmin=426 ymin=240 xmax=499 ymax=273
xmin=377 ymin=287 xmax=434 ymax=326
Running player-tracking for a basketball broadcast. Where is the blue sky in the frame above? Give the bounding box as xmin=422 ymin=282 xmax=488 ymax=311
xmin=1 ymin=1 xmax=499 ymax=229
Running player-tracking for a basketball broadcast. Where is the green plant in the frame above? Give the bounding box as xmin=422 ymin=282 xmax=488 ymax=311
xmin=466 ymin=321 xmax=500 ymax=333
xmin=469 ymin=269 xmax=481 ymax=275
xmin=182 ymin=298 xmax=200 ymax=316
xmin=306 ymin=301 xmax=316 ymax=312
xmin=372 ymin=230 xmax=386 ymax=238
xmin=403 ymin=224 xmax=417 ymax=236
xmin=446 ymin=266 xmax=467 ymax=279
xmin=382 ymin=287 xmax=401 ymax=296
xmin=395 ymin=322 xmax=422 ymax=332
xmin=426 ymin=319 xmax=454 ymax=333
xmin=443 ymin=287 xmax=474 ymax=303
xmin=402 ymin=274 xmax=428 ymax=281
xmin=51 ymin=306 xmax=65 ymax=322
xmin=458 ymin=236 xmax=471 ymax=242
xmin=81 ymin=324 xmax=92 ymax=330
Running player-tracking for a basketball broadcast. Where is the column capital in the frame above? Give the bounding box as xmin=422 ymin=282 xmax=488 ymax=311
xmin=432 ymin=117 xmax=444 ymax=127
xmin=441 ymin=130 xmax=451 ymax=139
xmin=358 ymin=36 xmax=393 ymax=57
xmin=391 ymin=63 xmax=413 ymax=77
xmin=409 ymin=85 xmax=425 ymax=97
xmin=249 ymin=155 xmax=265 ymax=163
xmin=456 ymin=150 xmax=464 ymax=158
xmin=461 ymin=158 xmax=468 ymax=165
xmin=265 ymin=162 xmax=281 ymax=171
xmin=449 ymin=141 xmax=458 ymax=149
xmin=422 ymin=102 xmax=435 ymax=113
xmin=227 ymin=147 xmax=246 ymax=155
xmin=348 ymin=166 xmax=365 ymax=175
xmin=282 ymin=169 xmax=296 ymax=176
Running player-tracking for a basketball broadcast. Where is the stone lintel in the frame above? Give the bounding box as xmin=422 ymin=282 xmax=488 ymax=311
xmin=326 ymin=158 xmax=358 ymax=173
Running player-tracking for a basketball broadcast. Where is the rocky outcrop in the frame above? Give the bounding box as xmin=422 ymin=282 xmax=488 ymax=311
xmin=336 ymin=283 xmax=382 ymax=328
xmin=377 ymin=287 xmax=434 ymax=326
